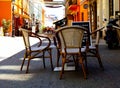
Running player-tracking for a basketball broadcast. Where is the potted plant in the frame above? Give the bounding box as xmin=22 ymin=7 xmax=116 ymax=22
xmin=1 ymin=19 xmax=11 ymax=36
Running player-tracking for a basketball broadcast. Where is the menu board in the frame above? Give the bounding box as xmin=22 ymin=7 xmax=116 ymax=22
xmin=72 ymin=21 xmax=92 ymax=46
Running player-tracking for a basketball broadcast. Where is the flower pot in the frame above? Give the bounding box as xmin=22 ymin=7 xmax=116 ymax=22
xmin=3 ymin=29 xmax=9 ymax=36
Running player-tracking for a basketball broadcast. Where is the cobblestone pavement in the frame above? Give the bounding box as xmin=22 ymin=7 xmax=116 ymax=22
xmin=0 ymin=36 xmax=120 ymax=88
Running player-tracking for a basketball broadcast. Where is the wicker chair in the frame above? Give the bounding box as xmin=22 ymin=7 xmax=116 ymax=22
xmin=85 ymin=26 xmax=105 ymax=71
xmin=20 ymin=28 xmax=53 ymax=73
xmin=55 ymin=26 xmax=88 ymax=79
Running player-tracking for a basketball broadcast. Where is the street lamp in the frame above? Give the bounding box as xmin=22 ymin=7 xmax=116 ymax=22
xmin=12 ymin=0 xmax=15 ymax=37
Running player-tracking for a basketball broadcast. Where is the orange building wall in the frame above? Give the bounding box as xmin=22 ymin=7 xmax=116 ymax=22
xmin=0 ymin=0 xmax=12 ymax=34
xmin=77 ymin=0 xmax=81 ymax=21
xmin=67 ymin=0 xmax=89 ymax=21
xmin=80 ymin=1 xmax=89 ymax=21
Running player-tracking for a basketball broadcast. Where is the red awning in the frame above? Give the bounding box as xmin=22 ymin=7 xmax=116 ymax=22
xmin=68 ymin=5 xmax=79 ymax=11
xmin=68 ymin=5 xmax=79 ymax=15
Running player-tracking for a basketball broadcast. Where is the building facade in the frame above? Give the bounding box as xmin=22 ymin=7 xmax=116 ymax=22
xmin=0 ymin=0 xmax=120 ymax=37
xmin=0 ymin=0 xmax=45 ymax=36
xmin=89 ymin=0 xmax=120 ymax=37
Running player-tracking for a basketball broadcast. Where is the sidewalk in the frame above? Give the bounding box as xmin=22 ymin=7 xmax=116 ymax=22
xmin=0 ymin=36 xmax=39 ymax=61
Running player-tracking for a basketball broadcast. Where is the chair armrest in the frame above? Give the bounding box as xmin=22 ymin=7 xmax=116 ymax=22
xmin=86 ymin=26 xmax=105 ymax=49
xmin=19 ymin=28 xmax=51 ymax=50
xmin=90 ymin=26 xmax=105 ymax=35
xmin=28 ymin=31 xmax=51 ymax=49
xmin=20 ymin=27 xmax=51 ymax=51
xmin=112 ymin=25 xmax=120 ymax=30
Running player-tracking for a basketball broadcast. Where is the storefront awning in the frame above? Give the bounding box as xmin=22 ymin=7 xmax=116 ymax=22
xmin=14 ymin=12 xmax=20 ymax=18
xmin=21 ymin=14 xmax=31 ymax=19
xmin=67 ymin=5 xmax=79 ymax=15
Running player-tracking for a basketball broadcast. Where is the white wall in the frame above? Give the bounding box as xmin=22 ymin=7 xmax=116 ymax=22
xmin=44 ymin=6 xmax=65 ymax=26
xmin=114 ymin=0 xmax=119 ymax=16
xmin=97 ymin=0 xmax=103 ymax=27
xmin=97 ymin=0 xmax=109 ymax=37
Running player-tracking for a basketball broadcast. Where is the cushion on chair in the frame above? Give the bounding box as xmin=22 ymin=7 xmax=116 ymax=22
xmin=89 ymin=46 xmax=96 ymax=49
xmin=31 ymin=45 xmax=48 ymax=51
xmin=61 ymin=47 xmax=86 ymax=53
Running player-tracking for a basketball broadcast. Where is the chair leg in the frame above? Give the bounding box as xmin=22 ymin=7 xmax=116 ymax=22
xmin=84 ymin=57 xmax=89 ymax=74
xmin=20 ymin=57 xmax=26 ymax=71
xmin=49 ymin=49 xmax=54 ymax=71
xmin=81 ymin=63 xmax=87 ymax=79
xmin=73 ymin=55 xmax=78 ymax=71
xmin=83 ymin=53 xmax=89 ymax=74
xmin=26 ymin=59 xmax=31 ymax=73
xmin=57 ymin=48 xmax=60 ymax=67
xmin=60 ymin=56 xmax=66 ymax=79
xmin=20 ymin=53 xmax=27 ymax=71
xmin=72 ymin=55 xmax=76 ymax=68
xmin=43 ymin=51 xmax=46 ymax=68
xmin=96 ymin=52 xmax=104 ymax=70
xmin=79 ymin=56 xmax=87 ymax=79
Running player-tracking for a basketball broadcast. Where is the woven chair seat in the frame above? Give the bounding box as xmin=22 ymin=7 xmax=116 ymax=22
xmin=61 ymin=47 xmax=86 ymax=53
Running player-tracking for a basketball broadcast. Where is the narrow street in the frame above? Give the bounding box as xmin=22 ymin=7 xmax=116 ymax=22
xmin=0 ymin=37 xmax=120 ymax=88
